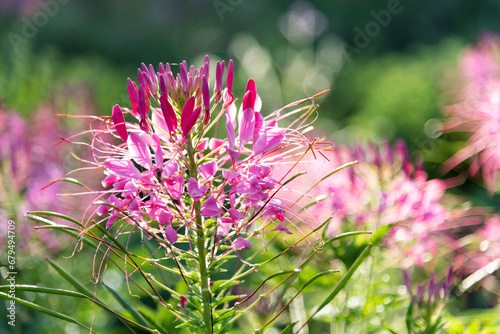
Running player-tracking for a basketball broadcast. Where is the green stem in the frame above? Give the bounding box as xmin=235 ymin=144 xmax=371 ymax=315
xmin=187 ymin=135 xmax=213 ymax=333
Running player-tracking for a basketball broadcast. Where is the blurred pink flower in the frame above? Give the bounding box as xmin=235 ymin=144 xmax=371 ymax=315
xmin=0 ymin=107 xmax=70 ymax=253
xmin=442 ymin=34 xmax=500 ymax=194
xmin=275 ymin=140 xmax=463 ymax=267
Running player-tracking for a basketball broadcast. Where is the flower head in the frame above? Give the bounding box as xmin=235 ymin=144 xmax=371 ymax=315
xmin=73 ymin=56 xmax=326 ymax=252
xmin=442 ymin=34 xmax=500 ymax=194
xmin=274 ymin=140 xmax=460 ymax=267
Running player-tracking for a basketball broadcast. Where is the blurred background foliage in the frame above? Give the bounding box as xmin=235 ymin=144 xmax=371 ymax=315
xmin=1 ymin=0 xmax=500 ymax=333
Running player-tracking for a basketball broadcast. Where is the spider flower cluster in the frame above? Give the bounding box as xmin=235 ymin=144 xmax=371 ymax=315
xmin=443 ymin=34 xmax=500 ymax=194
xmin=278 ymin=140 xmax=454 ymax=266
xmin=85 ymin=56 xmax=319 ymax=252
xmin=0 ymin=107 xmax=68 ymax=253
xmin=403 ymin=268 xmax=454 ymax=334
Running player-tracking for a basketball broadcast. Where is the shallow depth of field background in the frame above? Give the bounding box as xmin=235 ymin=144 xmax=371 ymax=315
xmin=1 ymin=1 xmax=500 ymax=333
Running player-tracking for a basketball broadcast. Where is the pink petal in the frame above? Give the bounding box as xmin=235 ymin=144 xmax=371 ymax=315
xmin=187 ymin=178 xmax=208 ymax=202
xmin=217 ymin=218 xmax=233 ymax=235
xmin=127 ymin=132 xmax=152 ymax=169
xmin=151 ymin=109 xmax=170 ymax=141
xmin=105 ymin=160 xmax=141 ymax=179
xmin=150 ymin=134 xmax=164 ymax=168
xmin=159 ymin=210 xmax=173 ymax=225
xmin=228 ymin=208 xmax=243 ymax=220
xmin=163 ymin=162 xmax=178 ymax=178
xmin=275 ymin=224 xmax=292 ymax=234
xmin=233 ymin=237 xmax=251 ymax=250
xmin=209 ymin=138 xmax=225 ymax=151
xmin=102 ymin=174 xmax=120 ymax=188
xmin=199 ymin=161 xmax=217 ymax=179
xmin=165 ymin=175 xmax=184 ymax=201
xmin=253 ymin=128 xmax=285 ymax=154
xmin=200 ymin=196 xmax=220 ymax=217
xmin=112 ymin=104 xmax=128 ymax=141
xmin=164 ymin=225 xmax=178 ymax=244
xmin=239 ymin=107 xmax=255 ymax=146
xmin=252 ymin=112 xmax=264 ymax=143
xmin=226 ymin=113 xmax=236 ymax=149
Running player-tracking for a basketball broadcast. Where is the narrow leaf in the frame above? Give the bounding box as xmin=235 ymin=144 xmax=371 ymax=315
xmin=0 ymin=291 xmax=95 ymax=333
xmin=104 ymin=283 xmax=149 ymax=328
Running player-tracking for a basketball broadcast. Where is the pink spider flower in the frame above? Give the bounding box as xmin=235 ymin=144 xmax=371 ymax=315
xmin=442 ymin=34 xmax=500 ymax=194
xmin=454 ymin=213 xmax=500 ymax=290
xmin=274 ymin=140 xmax=463 ymax=267
xmin=0 ymin=107 xmax=75 ymax=253
xmin=66 ymin=55 xmax=328 ymax=253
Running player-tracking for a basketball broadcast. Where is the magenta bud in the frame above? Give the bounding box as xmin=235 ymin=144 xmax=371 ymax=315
xmin=428 ymin=273 xmax=435 ymax=299
xmin=112 ymin=104 xmax=128 ymax=141
xmin=148 ymin=64 xmax=157 ymax=87
xmin=159 ymin=73 xmax=168 ymax=98
xmin=180 ymin=60 xmax=188 ymax=90
xmin=242 ymin=90 xmax=255 ymax=111
xmin=159 ymin=62 xmax=165 ymax=75
xmin=215 ymin=61 xmax=224 ymax=94
xmin=204 ymin=55 xmax=210 ymax=82
xmin=443 ymin=267 xmax=453 ymax=294
xmin=202 ymin=76 xmax=210 ymax=125
xmin=180 ymin=97 xmax=201 ymax=137
xmin=127 ymin=78 xmax=139 ymax=116
xmin=180 ymin=295 xmax=187 ymax=308
xmin=227 ymin=59 xmax=234 ymax=95
xmin=143 ymin=71 xmax=156 ymax=98
xmin=138 ymin=83 xmax=147 ymax=120
xmin=403 ymin=270 xmax=412 ymax=295
xmin=245 ymin=78 xmax=256 ymax=98
xmin=137 ymin=68 xmax=145 ymax=86
xmin=160 ymin=96 xmax=177 ymax=134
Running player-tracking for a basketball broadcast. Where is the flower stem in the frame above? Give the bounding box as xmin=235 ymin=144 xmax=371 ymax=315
xmin=187 ymin=134 xmax=213 ymax=333
xmin=196 ymin=213 xmax=213 ymax=333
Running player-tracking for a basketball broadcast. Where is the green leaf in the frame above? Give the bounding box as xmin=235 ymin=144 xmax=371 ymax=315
xmin=212 ymin=295 xmax=243 ymax=307
xmin=406 ymin=302 xmax=414 ymax=334
xmin=25 ymin=213 xmax=97 ymax=248
xmin=280 ymin=322 xmax=298 ymax=334
xmin=297 ymin=243 xmax=373 ymax=332
xmin=26 ymin=210 xmax=83 ymax=227
xmin=213 ymin=309 xmax=243 ymax=321
xmin=138 ymin=310 xmax=170 ymax=334
xmin=46 ymin=259 xmax=104 ymax=304
xmin=326 ymin=231 xmax=372 ymax=244
xmin=0 ymin=291 xmax=95 ymax=332
xmin=103 ymin=283 xmax=149 ymax=328
xmin=0 ymin=285 xmax=86 ymax=299
xmin=382 ymin=322 xmax=400 ymax=334
xmin=211 ymin=280 xmax=241 ymax=294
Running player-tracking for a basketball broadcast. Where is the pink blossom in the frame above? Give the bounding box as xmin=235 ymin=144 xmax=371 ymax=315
xmin=274 ymin=140 xmax=461 ymax=267
xmin=442 ymin=34 xmax=500 ymax=194
xmin=65 ymin=56 xmax=328 ymax=251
